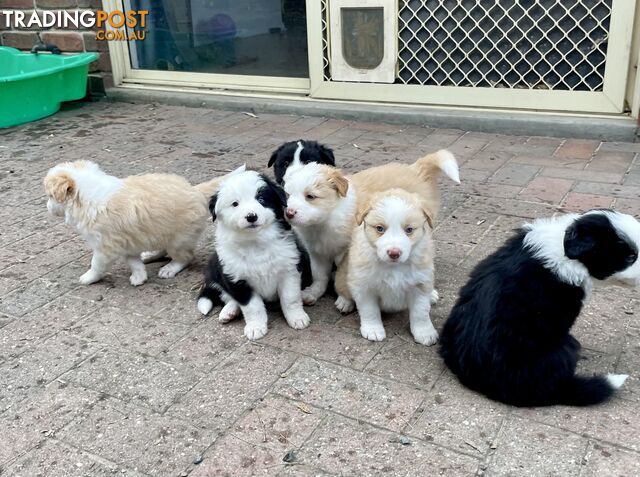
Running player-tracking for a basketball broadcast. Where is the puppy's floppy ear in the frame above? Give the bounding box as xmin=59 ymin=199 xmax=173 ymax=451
xmin=419 ymin=201 xmax=435 ymax=229
xmin=208 ymin=194 xmax=218 ymax=222
xmin=44 ymin=172 xmax=76 ymax=202
xmin=262 ymin=175 xmax=288 ymax=206
xmin=422 ymin=208 xmax=435 ymax=229
xmin=319 ymin=144 xmax=336 ymax=166
xmin=78 ymin=160 xmax=100 ymax=172
xmin=270 ymin=181 xmax=288 ymax=207
xmin=328 ymin=169 xmax=349 ymax=197
xmin=268 ymin=144 xmax=285 ymax=168
xmin=564 ymin=220 xmax=595 ymax=260
xmin=230 ymin=164 xmax=246 ymax=175
xmin=355 ymin=202 xmax=371 ymax=226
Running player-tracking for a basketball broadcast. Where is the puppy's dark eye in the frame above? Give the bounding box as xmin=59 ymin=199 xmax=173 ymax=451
xmin=305 ymin=194 xmax=315 ymax=201
xmin=626 ymin=254 xmax=637 ymax=264
xmin=375 ymin=225 xmax=385 ymax=234
xmin=232 ymin=201 xmax=239 ymax=207
xmin=405 ymin=226 xmax=414 ymax=234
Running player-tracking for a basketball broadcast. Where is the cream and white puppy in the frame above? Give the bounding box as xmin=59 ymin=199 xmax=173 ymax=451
xmin=335 ymin=189 xmax=439 ymax=345
xmin=44 ymin=160 xmax=241 ymax=286
xmin=283 ymin=150 xmax=459 ymax=305
xmin=283 ymin=163 xmax=353 ymax=304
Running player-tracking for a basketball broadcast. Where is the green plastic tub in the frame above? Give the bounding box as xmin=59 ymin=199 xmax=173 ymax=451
xmin=0 ymin=47 xmax=98 ymax=128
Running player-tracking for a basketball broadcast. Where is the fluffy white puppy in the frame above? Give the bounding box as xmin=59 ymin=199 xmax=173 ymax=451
xmin=283 ymin=150 xmax=459 ymax=305
xmin=197 ymin=170 xmax=312 ymax=340
xmin=335 ymin=189 xmax=439 ymax=345
xmin=43 ymin=160 xmax=240 ymax=286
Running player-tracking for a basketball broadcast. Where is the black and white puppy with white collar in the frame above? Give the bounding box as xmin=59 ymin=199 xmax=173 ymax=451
xmin=440 ymin=209 xmax=638 ymax=407
xmin=268 ymin=140 xmax=336 ymax=185
xmin=197 ymin=168 xmax=313 ymax=340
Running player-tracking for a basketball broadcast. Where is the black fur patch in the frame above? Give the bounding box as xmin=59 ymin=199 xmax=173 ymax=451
xmin=208 ymin=193 xmax=218 ymax=222
xmin=439 ymin=228 xmax=618 ymax=407
xmin=268 ymin=140 xmax=336 ymax=184
xmin=294 ymin=235 xmax=313 ymax=290
xmin=198 ymin=252 xmax=254 ymax=306
xmin=564 ymin=213 xmax=638 ymax=280
xmin=256 ymin=173 xmax=291 ymax=231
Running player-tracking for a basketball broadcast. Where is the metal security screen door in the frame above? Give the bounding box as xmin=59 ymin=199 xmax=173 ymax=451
xmin=309 ymin=0 xmax=636 ymax=113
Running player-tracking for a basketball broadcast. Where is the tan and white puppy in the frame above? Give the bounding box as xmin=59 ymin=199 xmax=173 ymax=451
xmin=335 ymin=189 xmax=439 ymax=345
xmin=44 ymin=160 xmax=242 ymax=286
xmin=283 ymin=163 xmax=354 ymax=304
xmin=283 ymin=150 xmax=459 ymax=305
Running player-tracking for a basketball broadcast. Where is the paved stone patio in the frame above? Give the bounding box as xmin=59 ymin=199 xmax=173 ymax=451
xmin=0 ymin=101 xmax=639 ymax=476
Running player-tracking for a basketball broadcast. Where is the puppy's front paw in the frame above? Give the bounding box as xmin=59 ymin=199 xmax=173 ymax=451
xmin=360 ymin=323 xmax=386 ymax=342
xmin=158 ymin=263 xmax=180 ymax=279
xmin=286 ymin=310 xmax=310 ymax=330
xmin=335 ymin=295 xmax=355 ymax=314
xmin=412 ymin=326 xmax=439 ymax=346
xmin=430 ymin=289 xmax=439 ymax=305
xmin=244 ymin=323 xmax=268 ymax=340
xmin=79 ymin=270 xmax=102 ymax=285
xmin=129 ymin=271 xmax=147 ymax=286
xmin=219 ymin=302 xmax=240 ymax=323
xmin=301 ymin=288 xmax=319 ymax=306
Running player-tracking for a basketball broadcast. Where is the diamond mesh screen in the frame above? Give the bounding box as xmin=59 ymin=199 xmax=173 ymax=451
xmin=322 ymin=0 xmax=612 ymax=91
xmin=398 ymin=0 xmax=611 ymax=91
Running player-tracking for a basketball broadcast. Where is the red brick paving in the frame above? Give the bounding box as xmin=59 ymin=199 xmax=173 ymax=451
xmin=0 ymin=101 xmax=638 ymax=476
xmin=519 ymin=176 xmax=574 ymax=204
xmin=554 ymin=139 xmax=599 ymax=160
xmin=562 ymin=192 xmax=614 ymax=212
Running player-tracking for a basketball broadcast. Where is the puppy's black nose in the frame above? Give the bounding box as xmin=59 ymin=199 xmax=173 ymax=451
xmin=246 ymin=213 xmax=258 ymax=223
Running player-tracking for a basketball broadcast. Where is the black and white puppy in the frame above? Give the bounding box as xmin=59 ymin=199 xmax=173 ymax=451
xmin=268 ymin=140 xmax=336 ymax=185
xmin=440 ymin=209 xmax=638 ymax=407
xmin=197 ymin=169 xmax=313 ymax=340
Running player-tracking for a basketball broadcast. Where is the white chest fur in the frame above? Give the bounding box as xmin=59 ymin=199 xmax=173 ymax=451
xmin=216 ymin=225 xmax=300 ymax=301
xmin=350 ymin=240 xmax=433 ymax=313
xmin=297 ymin=224 xmax=348 ymax=261
xmin=372 ymin=264 xmax=431 ymax=312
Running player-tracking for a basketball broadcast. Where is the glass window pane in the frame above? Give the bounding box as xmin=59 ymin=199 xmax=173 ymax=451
xmin=127 ymin=0 xmax=309 ymax=78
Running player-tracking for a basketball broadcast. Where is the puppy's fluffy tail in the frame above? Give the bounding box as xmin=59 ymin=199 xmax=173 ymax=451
xmin=413 ymin=150 xmax=460 ymax=184
xmin=555 ymin=374 xmax=627 ymax=406
xmin=197 ymin=283 xmax=223 ymax=316
xmin=194 ymin=164 xmax=247 ymax=197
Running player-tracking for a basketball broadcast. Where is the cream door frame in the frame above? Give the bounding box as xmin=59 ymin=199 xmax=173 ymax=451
xmin=306 ymin=0 xmax=637 ymax=114
xmin=103 ymin=0 xmax=310 ymax=94
xmin=631 ymin=43 xmax=640 ymax=117
xmin=627 ymin=0 xmax=640 ymax=118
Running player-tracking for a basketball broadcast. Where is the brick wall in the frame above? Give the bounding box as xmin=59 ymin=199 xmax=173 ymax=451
xmin=0 ymin=0 xmax=113 ymax=91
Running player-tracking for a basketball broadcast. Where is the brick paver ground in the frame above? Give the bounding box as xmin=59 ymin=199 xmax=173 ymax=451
xmin=0 ymin=101 xmax=639 ymax=476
